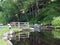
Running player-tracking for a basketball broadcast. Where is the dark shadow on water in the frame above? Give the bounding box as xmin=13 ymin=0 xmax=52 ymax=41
xmin=53 ymin=38 xmax=60 ymax=45
xmin=29 ymin=31 xmax=54 ymax=45
xmin=11 ymin=31 xmax=60 ymax=45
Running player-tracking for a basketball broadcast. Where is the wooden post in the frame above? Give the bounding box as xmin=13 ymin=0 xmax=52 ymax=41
xmin=18 ymin=22 xmax=20 ymax=28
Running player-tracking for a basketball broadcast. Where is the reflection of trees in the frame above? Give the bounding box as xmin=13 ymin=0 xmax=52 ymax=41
xmin=11 ymin=31 xmax=60 ymax=45
xmin=29 ymin=31 xmax=54 ymax=45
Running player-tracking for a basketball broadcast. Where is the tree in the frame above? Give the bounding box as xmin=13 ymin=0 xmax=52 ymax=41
xmin=52 ymin=17 xmax=60 ymax=26
xmin=0 ymin=0 xmax=60 ymax=24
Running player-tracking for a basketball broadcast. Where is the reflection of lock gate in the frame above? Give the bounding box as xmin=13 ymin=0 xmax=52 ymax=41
xmin=13 ymin=26 xmax=60 ymax=41
xmin=2 ymin=30 xmax=30 ymax=41
xmin=2 ymin=26 xmax=60 ymax=41
xmin=2 ymin=26 xmax=60 ymax=45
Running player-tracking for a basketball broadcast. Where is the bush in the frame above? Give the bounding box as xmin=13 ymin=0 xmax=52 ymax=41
xmin=52 ymin=17 xmax=60 ymax=26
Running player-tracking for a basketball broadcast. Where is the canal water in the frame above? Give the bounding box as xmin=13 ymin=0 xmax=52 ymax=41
xmin=11 ymin=29 xmax=60 ymax=45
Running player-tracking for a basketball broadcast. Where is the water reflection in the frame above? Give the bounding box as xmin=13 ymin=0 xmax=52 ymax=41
xmin=52 ymin=29 xmax=60 ymax=38
xmin=11 ymin=29 xmax=60 ymax=45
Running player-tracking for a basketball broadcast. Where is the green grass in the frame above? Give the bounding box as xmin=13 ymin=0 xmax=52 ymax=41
xmin=0 ymin=26 xmax=20 ymax=45
xmin=0 ymin=26 xmax=20 ymax=37
xmin=0 ymin=39 xmax=7 ymax=45
xmin=0 ymin=26 xmax=9 ymax=45
xmin=0 ymin=25 xmax=29 ymax=45
xmin=0 ymin=26 xmax=9 ymax=37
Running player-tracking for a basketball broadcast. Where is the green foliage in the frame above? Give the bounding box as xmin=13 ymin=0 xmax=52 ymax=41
xmin=20 ymin=0 xmax=35 ymax=12
xmin=0 ymin=0 xmax=18 ymax=23
xmin=0 ymin=0 xmax=60 ymax=24
xmin=52 ymin=17 xmax=60 ymax=26
xmin=0 ymin=12 xmax=5 ymax=23
xmin=41 ymin=2 xmax=60 ymax=24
